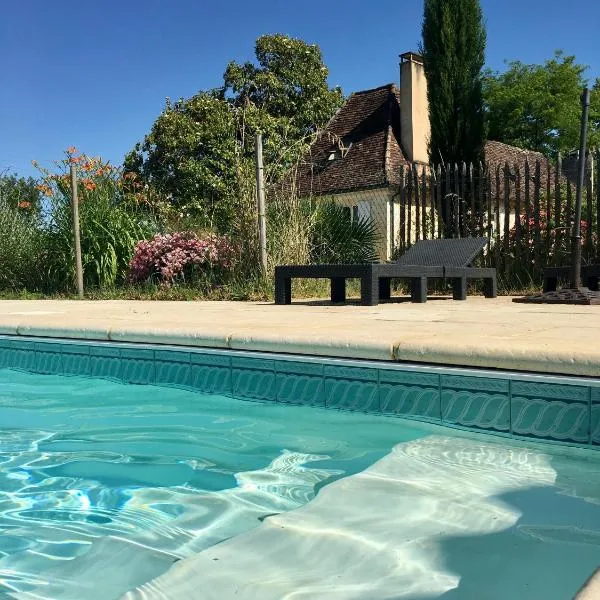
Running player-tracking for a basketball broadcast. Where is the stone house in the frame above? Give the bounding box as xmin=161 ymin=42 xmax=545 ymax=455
xmin=294 ymin=52 xmax=551 ymax=260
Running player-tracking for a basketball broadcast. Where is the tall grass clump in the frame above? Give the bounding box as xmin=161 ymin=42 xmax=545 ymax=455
xmin=0 ymin=198 xmax=44 ymax=291
xmin=36 ymin=149 xmax=160 ymax=292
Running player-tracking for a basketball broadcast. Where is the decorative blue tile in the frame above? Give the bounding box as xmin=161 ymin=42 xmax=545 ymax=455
xmin=232 ymin=356 xmax=275 ymax=401
xmin=276 ymin=361 xmax=324 ymax=407
xmin=380 ymin=370 xmax=440 ymax=421
xmin=511 ymin=381 xmax=589 ymax=443
xmin=35 ymin=342 xmax=63 ymax=375
xmin=441 ymin=375 xmax=510 ymax=432
xmin=155 ymin=351 xmax=191 ymax=388
xmin=0 ymin=338 xmax=13 ymax=368
xmin=10 ymin=340 xmax=36 ymax=371
xmin=90 ymin=345 xmax=122 ymax=381
xmin=61 ymin=344 xmax=91 ymax=376
xmin=121 ymin=348 xmax=155 ymax=385
xmin=231 ymin=356 xmax=275 ymax=371
xmin=324 ymin=365 xmax=379 ymax=412
xmin=191 ymin=353 xmax=232 ymax=395
xmin=323 ymin=364 xmax=378 ymax=381
xmin=590 ymin=388 xmax=600 ymax=446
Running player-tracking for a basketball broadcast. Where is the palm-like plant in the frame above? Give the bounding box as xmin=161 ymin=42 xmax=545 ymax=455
xmin=309 ymin=200 xmax=380 ymax=264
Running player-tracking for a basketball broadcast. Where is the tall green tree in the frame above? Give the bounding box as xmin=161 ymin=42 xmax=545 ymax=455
xmin=483 ymin=52 xmax=600 ymax=155
xmin=421 ymin=0 xmax=487 ymax=165
xmin=224 ymin=34 xmax=343 ymax=139
xmin=125 ymin=34 xmax=343 ymax=231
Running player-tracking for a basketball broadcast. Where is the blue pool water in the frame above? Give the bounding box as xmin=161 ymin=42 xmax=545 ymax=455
xmin=1 ymin=367 xmax=600 ymax=600
xmin=0 ymin=368 xmax=427 ymax=599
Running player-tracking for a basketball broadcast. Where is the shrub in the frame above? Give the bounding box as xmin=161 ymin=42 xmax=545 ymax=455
xmin=128 ymin=231 xmax=237 ymax=286
xmin=0 ymin=198 xmax=44 ymax=291
xmin=309 ymin=200 xmax=380 ymax=264
xmin=36 ymin=149 xmax=160 ymax=291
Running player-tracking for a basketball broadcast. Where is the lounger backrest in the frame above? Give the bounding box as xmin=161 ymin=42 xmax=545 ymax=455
xmin=395 ymin=237 xmax=488 ymax=267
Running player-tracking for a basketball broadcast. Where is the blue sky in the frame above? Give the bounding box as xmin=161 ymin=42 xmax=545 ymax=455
xmin=1 ymin=0 xmax=599 ymax=178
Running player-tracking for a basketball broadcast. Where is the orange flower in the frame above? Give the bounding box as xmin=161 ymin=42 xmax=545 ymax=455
xmin=66 ymin=146 xmax=77 ymax=154
xmin=35 ymin=184 xmax=52 ymax=197
xmin=83 ymin=179 xmax=96 ymax=191
xmin=18 ymin=201 xmax=31 ymax=209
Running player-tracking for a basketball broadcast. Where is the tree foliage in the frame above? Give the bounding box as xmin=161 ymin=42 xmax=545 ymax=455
xmin=224 ymin=34 xmax=343 ymax=139
xmin=0 ymin=172 xmax=42 ymax=212
xmin=125 ymin=34 xmax=343 ymax=231
xmin=421 ymin=0 xmax=487 ymax=164
xmin=483 ymin=52 xmax=600 ymax=155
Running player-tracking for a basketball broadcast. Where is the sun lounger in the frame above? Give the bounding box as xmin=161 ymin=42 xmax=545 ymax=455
xmin=274 ymin=237 xmax=497 ymax=306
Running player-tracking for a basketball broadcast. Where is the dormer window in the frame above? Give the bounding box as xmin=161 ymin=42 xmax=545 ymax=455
xmin=328 ymin=137 xmax=353 ymax=162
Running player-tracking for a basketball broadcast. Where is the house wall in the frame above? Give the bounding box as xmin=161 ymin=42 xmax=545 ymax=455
xmin=330 ymin=189 xmax=521 ymax=262
xmin=330 ymin=188 xmax=396 ymax=261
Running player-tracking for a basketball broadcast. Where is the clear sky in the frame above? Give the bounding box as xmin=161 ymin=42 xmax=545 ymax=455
xmin=1 ymin=0 xmax=599 ymax=178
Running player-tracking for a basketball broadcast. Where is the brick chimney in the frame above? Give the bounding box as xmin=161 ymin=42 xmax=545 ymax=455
xmin=399 ymin=52 xmax=431 ymax=164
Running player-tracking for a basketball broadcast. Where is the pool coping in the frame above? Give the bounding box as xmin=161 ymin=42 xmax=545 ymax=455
xmin=1 ymin=334 xmax=599 ymax=452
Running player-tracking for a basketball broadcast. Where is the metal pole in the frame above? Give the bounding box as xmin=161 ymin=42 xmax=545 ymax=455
xmin=255 ymin=133 xmax=268 ymax=276
xmin=570 ymin=88 xmax=591 ymax=289
xmin=70 ymin=164 xmax=84 ymax=298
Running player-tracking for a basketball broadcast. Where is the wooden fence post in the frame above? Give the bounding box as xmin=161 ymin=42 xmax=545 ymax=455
xmin=399 ymin=166 xmax=406 ymax=251
xmin=255 ymin=133 xmax=268 ymax=276
xmin=555 ymin=153 xmax=563 ymax=266
xmin=70 ymin=164 xmax=84 ymax=299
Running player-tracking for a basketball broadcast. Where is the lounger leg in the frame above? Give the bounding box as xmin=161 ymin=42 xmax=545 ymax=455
xmin=379 ymin=278 xmax=391 ymax=300
xmin=330 ymin=278 xmax=346 ymax=303
xmin=360 ymin=275 xmax=379 ymax=306
xmin=484 ymin=275 xmax=497 ymax=298
xmin=275 ymin=276 xmax=292 ymax=305
xmin=543 ymin=276 xmax=558 ymax=293
xmin=452 ymin=277 xmax=467 ymax=300
xmin=587 ymin=276 xmax=599 ymax=292
xmin=410 ymin=277 xmax=427 ymax=303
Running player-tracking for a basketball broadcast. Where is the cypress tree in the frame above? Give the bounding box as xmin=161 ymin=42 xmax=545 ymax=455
xmin=422 ymin=0 xmax=487 ymax=165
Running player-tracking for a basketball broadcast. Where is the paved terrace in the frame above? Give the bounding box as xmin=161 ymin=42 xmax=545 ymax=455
xmin=0 ymin=297 xmax=598 ymax=377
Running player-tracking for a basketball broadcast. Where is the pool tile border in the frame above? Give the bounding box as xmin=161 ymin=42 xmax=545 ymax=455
xmin=1 ymin=335 xmax=599 ymax=450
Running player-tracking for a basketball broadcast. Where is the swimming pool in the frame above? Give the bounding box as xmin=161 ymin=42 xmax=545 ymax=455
xmin=0 ymin=369 xmax=428 ymax=599
xmin=1 ymin=337 xmax=600 ymax=599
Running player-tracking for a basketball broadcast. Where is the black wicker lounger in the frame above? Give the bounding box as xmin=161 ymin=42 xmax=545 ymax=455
xmin=275 ymin=237 xmax=497 ymax=306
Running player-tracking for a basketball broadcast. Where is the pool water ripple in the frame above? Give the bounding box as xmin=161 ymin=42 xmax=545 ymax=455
xmin=0 ymin=369 xmax=426 ymax=599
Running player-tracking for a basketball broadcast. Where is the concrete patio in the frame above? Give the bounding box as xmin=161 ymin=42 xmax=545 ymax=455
xmin=0 ymin=297 xmax=598 ymax=377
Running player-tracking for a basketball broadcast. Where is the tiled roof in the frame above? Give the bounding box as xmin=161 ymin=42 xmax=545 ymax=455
xmin=484 ymin=140 xmax=548 ymax=171
xmin=293 ymin=86 xmax=552 ymax=197
xmin=294 ymin=84 xmax=410 ymax=197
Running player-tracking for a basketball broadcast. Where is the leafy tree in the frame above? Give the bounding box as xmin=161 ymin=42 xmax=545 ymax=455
xmin=484 ymin=52 xmax=600 ymax=155
xmin=0 ymin=171 xmax=42 ymax=212
xmin=224 ymin=34 xmax=343 ymax=139
xmin=125 ymin=34 xmax=343 ymax=231
xmin=125 ymin=91 xmax=241 ymax=229
xmin=421 ymin=0 xmax=487 ymax=165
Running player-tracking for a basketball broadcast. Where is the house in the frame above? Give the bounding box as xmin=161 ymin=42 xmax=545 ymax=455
xmin=294 ymin=52 xmax=552 ymax=260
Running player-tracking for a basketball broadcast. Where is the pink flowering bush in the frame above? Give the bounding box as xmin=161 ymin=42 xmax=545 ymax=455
xmin=128 ymin=231 xmax=237 ymax=286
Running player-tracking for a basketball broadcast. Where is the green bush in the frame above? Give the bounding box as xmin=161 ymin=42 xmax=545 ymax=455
xmin=36 ymin=150 xmax=160 ymax=292
xmin=0 ymin=199 xmax=44 ymax=291
xmin=44 ymin=193 xmax=158 ymax=291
